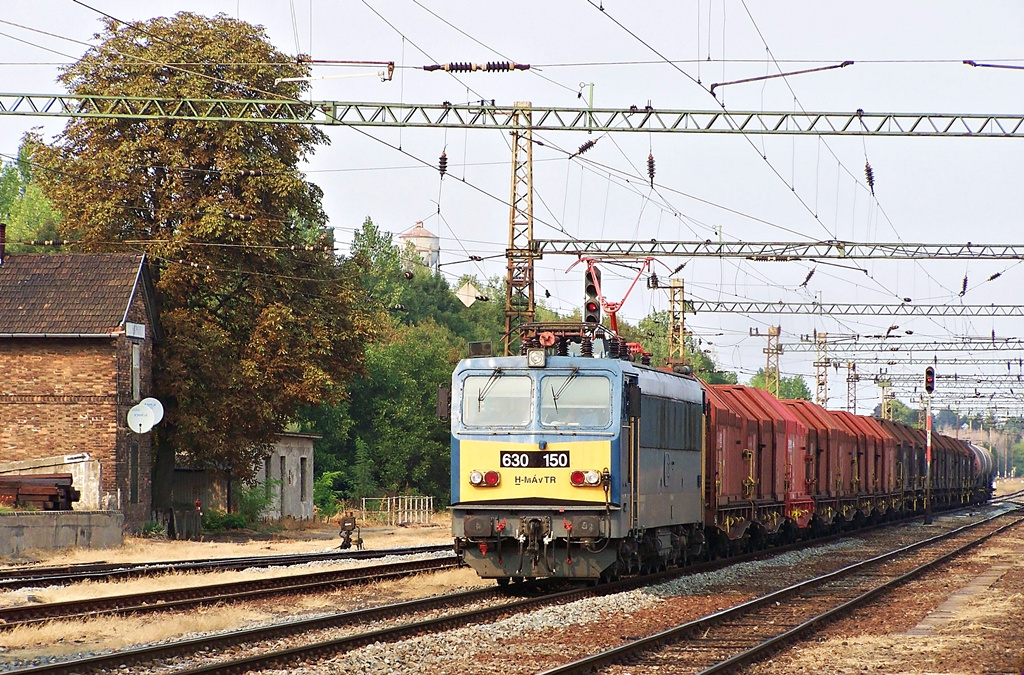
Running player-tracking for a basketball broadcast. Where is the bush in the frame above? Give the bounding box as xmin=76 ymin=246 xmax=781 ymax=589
xmin=234 ymin=479 xmax=279 ymax=525
xmin=202 ymin=509 xmax=247 ymax=531
xmin=139 ymin=520 xmax=166 ymax=538
xmin=314 ymin=471 xmax=344 ymax=521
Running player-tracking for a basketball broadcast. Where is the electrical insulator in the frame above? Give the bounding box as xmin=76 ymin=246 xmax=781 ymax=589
xmin=647 ymin=154 xmax=656 ymax=186
xmin=403 ymin=270 xmax=414 ymax=280
xmin=225 ymin=213 xmax=253 ymax=222
xmin=438 ymin=152 xmax=448 ymax=177
xmin=573 ymin=139 xmax=596 ymax=158
xmin=239 ymin=169 xmax=264 ymax=177
xmin=960 ymin=274 xmax=968 ymax=297
xmin=864 ymin=161 xmax=875 ymax=195
xmin=423 ymin=62 xmax=529 ymax=72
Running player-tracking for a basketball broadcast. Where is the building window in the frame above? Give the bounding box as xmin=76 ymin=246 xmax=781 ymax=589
xmin=131 ymin=343 xmax=141 ymax=401
xmin=279 ymin=455 xmax=287 ymax=503
xmin=130 ymin=441 xmax=139 ymax=504
xmin=300 ymin=456 xmax=308 ymax=502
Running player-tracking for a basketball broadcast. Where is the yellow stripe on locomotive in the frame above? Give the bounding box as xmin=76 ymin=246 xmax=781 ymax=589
xmin=456 ymin=438 xmax=613 ymax=504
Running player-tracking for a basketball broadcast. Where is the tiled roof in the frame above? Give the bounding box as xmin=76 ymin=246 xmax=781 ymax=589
xmin=0 ymin=254 xmax=146 ymax=335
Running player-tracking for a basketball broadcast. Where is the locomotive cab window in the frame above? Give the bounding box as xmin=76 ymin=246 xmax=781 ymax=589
xmin=462 ymin=374 xmax=533 ymax=427
xmin=540 ymin=374 xmax=611 ymax=428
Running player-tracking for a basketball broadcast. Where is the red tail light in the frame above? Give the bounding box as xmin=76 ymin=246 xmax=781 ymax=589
xmin=570 ymin=470 xmax=586 ymax=486
xmin=484 ymin=470 xmax=500 ymax=486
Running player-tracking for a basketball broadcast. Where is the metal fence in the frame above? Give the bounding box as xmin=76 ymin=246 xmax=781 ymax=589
xmin=361 ymin=496 xmax=434 ymax=526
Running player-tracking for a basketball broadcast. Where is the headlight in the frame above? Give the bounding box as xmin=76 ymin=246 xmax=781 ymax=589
xmin=469 ymin=470 xmax=484 ymax=485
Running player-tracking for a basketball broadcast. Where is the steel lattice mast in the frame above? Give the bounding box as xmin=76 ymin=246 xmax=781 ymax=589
xmin=503 ymin=103 xmax=535 ymax=356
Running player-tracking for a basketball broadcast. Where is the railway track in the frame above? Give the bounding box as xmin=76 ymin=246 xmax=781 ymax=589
xmin=540 ymin=509 xmax=1024 ymax=675
xmin=8 ymin=505 xmax=1013 ymax=675
xmin=0 ymin=555 xmax=459 ymax=628
xmin=0 ymin=522 xmax=860 ymax=674
xmin=0 ymin=544 xmax=452 ymax=591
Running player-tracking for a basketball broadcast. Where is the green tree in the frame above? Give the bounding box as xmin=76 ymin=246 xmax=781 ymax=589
xmin=307 ymin=320 xmax=461 ymax=504
xmin=871 ymin=399 xmax=920 ymax=426
xmin=0 ymin=137 xmax=60 ymax=250
xmin=748 ymin=368 xmax=812 ymax=400
xmin=32 ymin=13 xmax=368 ymax=481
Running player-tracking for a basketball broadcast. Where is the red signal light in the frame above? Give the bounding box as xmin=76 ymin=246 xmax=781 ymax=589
xmin=483 ymin=470 xmax=500 ymax=486
xmin=570 ymin=470 xmax=586 ymax=486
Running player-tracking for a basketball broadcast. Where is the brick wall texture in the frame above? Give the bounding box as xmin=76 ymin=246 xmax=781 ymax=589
xmin=0 ymin=300 xmax=155 ymax=529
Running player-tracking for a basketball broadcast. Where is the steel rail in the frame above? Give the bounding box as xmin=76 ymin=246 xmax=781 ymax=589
xmin=0 ymin=556 xmax=459 ymax=628
xmin=3 ymin=503 xmax=1000 ymax=675
xmin=539 ymin=511 xmax=1022 ymax=675
xmin=2 ymin=585 xmax=509 ymax=675
xmin=534 ymin=239 xmax=1024 ymax=259
xmin=0 ymin=544 xmax=452 ymax=591
xmin=1 ymin=535 xmax=853 ymax=674
xmin=693 ymin=513 xmax=1024 ymax=675
xmin=1 ymin=94 xmax=1024 ymax=137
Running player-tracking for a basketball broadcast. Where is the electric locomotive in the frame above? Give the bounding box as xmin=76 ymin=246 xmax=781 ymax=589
xmin=449 ymin=323 xmax=707 ymax=582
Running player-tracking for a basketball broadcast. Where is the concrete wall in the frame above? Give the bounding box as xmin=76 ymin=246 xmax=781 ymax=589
xmin=0 ymin=511 xmax=124 ymax=559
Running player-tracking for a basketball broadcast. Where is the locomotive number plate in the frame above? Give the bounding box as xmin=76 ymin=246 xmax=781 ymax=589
xmin=500 ymin=450 xmax=570 ymax=469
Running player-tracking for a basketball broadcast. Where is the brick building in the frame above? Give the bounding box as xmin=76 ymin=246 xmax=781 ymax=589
xmin=0 ymin=235 xmax=162 ymax=530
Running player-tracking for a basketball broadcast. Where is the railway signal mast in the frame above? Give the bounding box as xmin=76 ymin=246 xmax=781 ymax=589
xmin=924 ymin=366 xmax=936 ymax=524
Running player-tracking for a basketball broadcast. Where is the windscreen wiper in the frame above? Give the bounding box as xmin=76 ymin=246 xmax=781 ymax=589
xmin=550 ymin=367 xmax=579 ymax=412
xmin=477 ymin=367 xmax=503 ymax=406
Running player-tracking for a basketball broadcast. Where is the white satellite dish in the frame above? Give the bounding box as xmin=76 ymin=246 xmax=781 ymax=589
xmin=127 ymin=404 xmax=155 ymax=434
xmin=140 ymin=397 xmax=164 ymax=424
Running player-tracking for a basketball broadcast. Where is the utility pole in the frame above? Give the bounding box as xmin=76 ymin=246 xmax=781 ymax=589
xmin=766 ymin=325 xmax=782 ymax=398
xmin=503 ymin=102 xmax=535 ymax=355
xmin=750 ymin=326 xmax=782 ymax=397
xmin=667 ymin=278 xmax=687 ymax=368
xmin=814 ymin=331 xmax=829 ymax=406
xmin=846 ymin=362 xmax=858 ymax=413
xmin=876 ymin=377 xmax=894 ymax=420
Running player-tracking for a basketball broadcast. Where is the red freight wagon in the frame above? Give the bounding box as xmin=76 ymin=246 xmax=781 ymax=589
xmin=826 ymin=410 xmax=873 ymax=523
xmin=703 ymin=385 xmax=750 ymax=527
xmin=876 ymin=418 xmax=923 ymax=512
xmin=746 ymin=388 xmax=813 ymax=530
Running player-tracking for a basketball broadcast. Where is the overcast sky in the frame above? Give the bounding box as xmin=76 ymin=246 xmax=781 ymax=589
xmin=3 ymin=1 xmax=1024 ymax=414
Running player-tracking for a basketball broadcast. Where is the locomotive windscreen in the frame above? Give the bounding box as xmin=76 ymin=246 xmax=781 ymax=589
xmin=540 ymin=375 xmax=611 ymax=428
xmin=462 ymin=374 xmax=532 ymax=426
